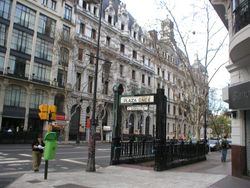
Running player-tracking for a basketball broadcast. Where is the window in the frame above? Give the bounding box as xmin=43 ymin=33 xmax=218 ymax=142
xmin=57 ymin=69 xmax=66 ymax=87
xmin=15 ymin=3 xmax=36 ymax=30
xmin=106 ymin=36 xmax=110 ymax=46
xmin=11 ymin=29 xmax=33 ymax=54
xmin=78 ymin=48 xmax=83 ymax=60
xmin=103 ymin=81 xmax=108 ymax=95
xmin=64 ymin=4 xmax=72 ymax=21
xmin=35 ymin=38 xmax=53 ymax=61
xmin=8 ymin=56 xmax=29 ymax=78
xmin=148 ymin=76 xmax=151 ymax=86
xmin=88 ymin=76 xmax=93 ymax=93
xmin=168 ymin=104 xmax=170 ymax=114
xmin=119 ymin=64 xmax=123 ymax=77
xmin=162 ymin=70 xmax=165 ymax=79
xmin=82 ymin=1 xmax=87 ymax=9
xmin=63 ymin=25 xmax=70 ymax=41
xmin=38 ymin=14 xmax=56 ymax=38
xmin=91 ymin=28 xmax=96 ymax=40
xmin=142 ymin=55 xmax=145 ymax=63
xmin=168 ymin=88 xmax=170 ymax=98
xmin=76 ymin=72 xmax=81 ymax=91
xmin=121 ymin=23 xmax=124 ymax=30
xmin=157 ymin=83 xmax=160 ymax=88
xmin=120 ymin=44 xmax=125 ymax=53
xmin=0 ymin=23 xmax=7 ymax=47
xmin=89 ymin=52 xmax=94 ymax=64
xmin=168 ymin=72 xmax=170 ymax=81
xmin=142 ymin=74 xmax=145 ymax=84
xmin=30 ymin=89 xmax=48 ymax=109
xmin=42 ymin=0 xmax=48 ymax=6
xmin=59 ymin=47 xmax=69 ymax=66
xmin=132 ymin=70 xmax=136 ymax=80
xmin=33 ymin=62 xmax=51 ymax=82
xmin=132 ymin=50 xmax=137 ymax=59
xmin=51 ymin=0 xmax=56 ymax=10
xmin=108 ymin=15 xmax=112 ymax=24
xmin=93 ymin=6 xmax=97 ymax=16
xmin=0 ymin=52 xmax=5 ymax=71
xmin=4 ymin=85 xmax=26 ymax=107
xmin=133 ymin=31 xmax=137 ymax=39
xmin=80 ymin=23 xmax=85 ymax=35
xmin=148 ymin=58 xmax=151 ymax=67
xmin=173 ymin=105 xmax=176 ymax=115
xmin=0 ymin=0 xmax=11 ymax=19
xmin=157 ymin=67 xmax=160 ymax=75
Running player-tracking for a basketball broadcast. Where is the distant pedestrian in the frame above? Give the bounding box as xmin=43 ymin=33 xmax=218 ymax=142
xmin=32 ymin=134 xmax=45 ymax=172
xmin=221 ymin=136 xmax=229 ymax=162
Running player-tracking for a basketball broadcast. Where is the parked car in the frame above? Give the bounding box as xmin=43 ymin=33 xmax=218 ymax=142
xmin=208 ymin=139 xmax=220 ymax=151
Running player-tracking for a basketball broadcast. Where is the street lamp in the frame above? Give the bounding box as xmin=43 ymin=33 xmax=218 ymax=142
xmin=85 ymin=0 xmax=103 ymax=172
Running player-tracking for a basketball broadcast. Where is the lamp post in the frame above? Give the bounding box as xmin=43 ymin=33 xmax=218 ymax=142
xmin=85 ymin=0 xmax=103 ymax=172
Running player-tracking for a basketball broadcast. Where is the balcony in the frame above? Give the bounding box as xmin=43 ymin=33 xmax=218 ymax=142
xmin=230 ymin=1 xmax=250 ymax=65
xmin=233 ymin=0 xmax=250 ymax=34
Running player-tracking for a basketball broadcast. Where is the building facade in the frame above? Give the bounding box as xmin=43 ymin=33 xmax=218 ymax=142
xmin=0 ymin=0 xmax=76 ymax=141
xmin=0 ymin=0 xmax=205 ymax=143
xmin=211 ymin=0 xmax=250 ymax=177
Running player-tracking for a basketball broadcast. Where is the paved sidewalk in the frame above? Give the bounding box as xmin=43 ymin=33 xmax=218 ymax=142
xmin=7 ymin=150 xmax=250 ymax=188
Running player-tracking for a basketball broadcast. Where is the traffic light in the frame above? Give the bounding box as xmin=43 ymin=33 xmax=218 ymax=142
xmin=49 ymin=105 xmax=57 ymax=121
xmin=39 ymin=104 xmax=49 ymax=120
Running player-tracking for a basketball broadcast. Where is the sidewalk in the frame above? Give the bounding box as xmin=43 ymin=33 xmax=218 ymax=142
xmin=7 ymin=151 xmax=250 ymax=188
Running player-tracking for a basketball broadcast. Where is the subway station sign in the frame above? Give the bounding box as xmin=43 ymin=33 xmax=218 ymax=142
xmin=127 ymin=105 xmax=148 ymax=111
xmin=120 ymin=95 xmax=155 ymax=105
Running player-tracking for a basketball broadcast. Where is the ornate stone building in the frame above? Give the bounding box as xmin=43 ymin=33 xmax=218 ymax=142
xmin=0 ymin=0 xmax=205 ymax=143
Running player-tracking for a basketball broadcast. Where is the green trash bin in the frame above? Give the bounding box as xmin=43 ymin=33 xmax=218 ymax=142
xmin=44 ymin=132 xmax=57 ymax=160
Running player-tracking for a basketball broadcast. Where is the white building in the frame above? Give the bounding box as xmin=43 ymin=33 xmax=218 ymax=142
xmin=211 ymin=0 xmax=250 ymax=177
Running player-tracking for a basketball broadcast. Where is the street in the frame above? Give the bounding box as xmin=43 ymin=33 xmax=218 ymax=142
xmin=0 ymin=143 xmax=111 ymax=187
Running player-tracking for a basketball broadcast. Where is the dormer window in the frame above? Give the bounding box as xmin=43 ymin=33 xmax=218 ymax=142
xmin=121 ymin=24 xmax=124 ymax=31
xmin=108 ymin=15 xmax=112 ymax=24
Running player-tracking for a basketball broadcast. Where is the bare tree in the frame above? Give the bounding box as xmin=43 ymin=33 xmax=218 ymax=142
xmin=156 ymin=0 xmax=228 ymax=139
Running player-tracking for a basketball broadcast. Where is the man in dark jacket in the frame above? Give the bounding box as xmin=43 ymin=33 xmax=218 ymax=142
xmin=221 ymin=136 xmax=229 ymax=162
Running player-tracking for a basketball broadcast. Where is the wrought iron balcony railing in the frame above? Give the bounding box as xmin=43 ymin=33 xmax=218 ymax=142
xmin=233 ymin=0 xmax=250 ymax=34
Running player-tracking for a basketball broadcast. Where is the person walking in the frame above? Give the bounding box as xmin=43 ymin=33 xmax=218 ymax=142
xmin=32 ymin=134 xmax=45 ymax=172
xmin=221 ymin=136 xmax=229 ymax=162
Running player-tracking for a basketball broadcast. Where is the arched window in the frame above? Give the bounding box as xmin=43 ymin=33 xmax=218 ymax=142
xmin=30 ymin=89 xmax=48 ymax=109
xmin=4 ymin=85 xmax=26 ymax=107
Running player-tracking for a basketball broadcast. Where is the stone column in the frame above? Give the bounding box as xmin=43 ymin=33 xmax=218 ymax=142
xmin=23 ymin=84 xmax=33 ymax=131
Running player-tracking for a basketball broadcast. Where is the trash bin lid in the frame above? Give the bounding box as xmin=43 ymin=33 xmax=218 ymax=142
xmin=45 ymin=132 xmax=57 ymax=140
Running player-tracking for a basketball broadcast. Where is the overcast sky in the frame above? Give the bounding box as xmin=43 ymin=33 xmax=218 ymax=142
xmin=121 ymin=0 xmax=230 ymax=96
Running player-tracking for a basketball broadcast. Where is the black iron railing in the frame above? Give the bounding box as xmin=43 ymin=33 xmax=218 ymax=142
xmin=118 ymin=140 xmax=155 ymax=163
xmin=114 ymin=139 xmax=206 ymax=171
xmin=154 ymin=141 xmax=206 ymax=171
xmin=233 ymin=0 xmax=250 ymax=34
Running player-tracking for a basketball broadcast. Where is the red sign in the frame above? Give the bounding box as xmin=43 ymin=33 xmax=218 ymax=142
xmin=56 ymin=115 xmax=65 ymax=120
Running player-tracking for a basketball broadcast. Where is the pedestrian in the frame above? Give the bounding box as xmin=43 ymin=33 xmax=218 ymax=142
xmin=221 ymin=136 xmax=229 ymax=162
xmin=32 ymin=134 xmax=45 ymax=172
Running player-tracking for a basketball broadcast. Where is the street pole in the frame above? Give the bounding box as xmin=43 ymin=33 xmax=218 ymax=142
xmin=86 ymin=0 xmax=103 ymax=172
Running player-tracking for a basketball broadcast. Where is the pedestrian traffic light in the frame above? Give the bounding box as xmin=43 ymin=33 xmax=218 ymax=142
xmin=49 ymin=105 xmax=57 ymax=121
xmin=39 ymin=104 xmax=49 ymax=120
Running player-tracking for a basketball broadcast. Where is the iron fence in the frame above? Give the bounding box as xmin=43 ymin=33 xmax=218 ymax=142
xmin=114 ymin=139 xmax=206 ymax=171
